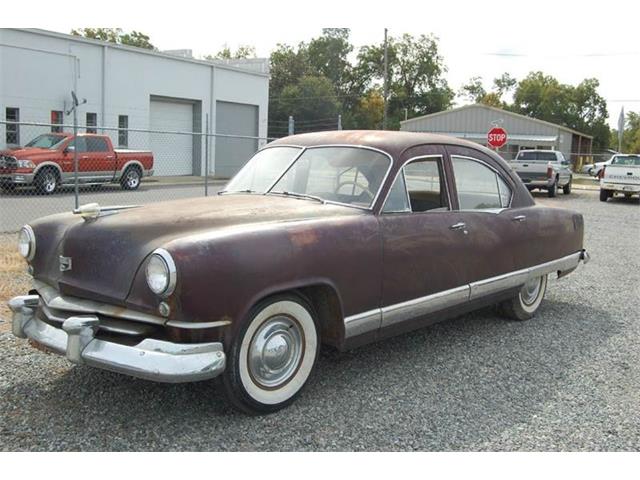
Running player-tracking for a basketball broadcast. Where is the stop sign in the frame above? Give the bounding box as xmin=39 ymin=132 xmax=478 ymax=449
xmin=487 ymin=127 xmax=508 ymax=149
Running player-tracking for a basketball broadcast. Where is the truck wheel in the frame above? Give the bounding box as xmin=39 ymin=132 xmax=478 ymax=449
xmin=547 ymin=180 xmax=557 ymax=198
xmin=599 ymin=189 xmax=612 ymax=202
xmin=120 ymin=166 xmax=141 ymax=190
xmin=222 ymin=294 xmax=319 ymax=414
xmin=499 ymin=274 xmax=548 ymax=321
xmin=35 ymin=168 xmax=59 ymax=195
xmin=563 ymin=177 xmax=572 ymax=195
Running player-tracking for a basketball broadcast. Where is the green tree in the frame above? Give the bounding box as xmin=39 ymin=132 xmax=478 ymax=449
xmin=71 ymin=28 xmax=155 ymax=50
xmin=205 ymin=44 xmax=256 ymax=60
xmin=459 ymin=76 xmax=487 ymax=103
xmin=493 ymin=72 xmax=517 ymax=97
xmin=356 ymin=33 xmax=454 ymax=129
xmin=278 ymin=75 xmax=340 ymax=125
xmin=351 ymin=89 xmax=385 ymax=130
xmin=611 ymin=111 xmax=640 ymax=153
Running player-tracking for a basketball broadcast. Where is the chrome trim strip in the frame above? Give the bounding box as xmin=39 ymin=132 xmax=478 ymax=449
xmin=166 ymin=319 xmax=232 ymax=329
xmin=344 ymin=251 xmax=587 ymax=338
xmin=381 ymin=285 xmax=470 ymax=327
xmin=34 ymin=280 xmax=166 ymax=326
xmin=344 ymin=308 xmax=382 ymax=337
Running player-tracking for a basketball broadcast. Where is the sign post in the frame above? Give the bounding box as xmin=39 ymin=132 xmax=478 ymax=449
xmin=487 ymin=127 xmax=508 ymax=150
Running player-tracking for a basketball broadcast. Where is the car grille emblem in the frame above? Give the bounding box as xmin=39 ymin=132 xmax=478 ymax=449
xmin=59 ymin=256 xmax=73 ymax=272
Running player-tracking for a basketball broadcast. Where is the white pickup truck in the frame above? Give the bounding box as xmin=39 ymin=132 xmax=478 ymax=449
xmin=509 ymin=149 xmax=573 ymax=197
xmin=599 ymin=154 xmax=640 ymax=202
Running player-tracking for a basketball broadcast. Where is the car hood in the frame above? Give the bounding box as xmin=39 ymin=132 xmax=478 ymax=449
xmin=31 ymin=194 xmax=364 ymax=304
xmin=2 ymin=147 xmax=57 ymax=159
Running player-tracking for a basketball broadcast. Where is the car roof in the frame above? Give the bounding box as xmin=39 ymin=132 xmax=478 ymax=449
xmin=271 ymin=130 xmax=502 ymax=159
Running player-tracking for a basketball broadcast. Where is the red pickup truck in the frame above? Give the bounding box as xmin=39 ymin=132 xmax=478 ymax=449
xmin=0 ymin=133 xmax=154 ymax=194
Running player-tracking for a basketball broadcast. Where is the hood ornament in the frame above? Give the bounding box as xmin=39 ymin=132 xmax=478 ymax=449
xmin=73 ymin=203 xmax=142 ymax=222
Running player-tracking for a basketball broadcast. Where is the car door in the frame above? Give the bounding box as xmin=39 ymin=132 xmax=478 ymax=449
xmin=82 ymin=136 xmax=116 ymax=182
xmin=445 ymin=145 xmax=528 ymax=300
xmin=378 ymin=145 xmax=472 ymax=330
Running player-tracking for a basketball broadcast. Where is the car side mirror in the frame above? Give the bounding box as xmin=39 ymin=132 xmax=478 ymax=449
xmin=65 ymin=146 xmax=75 ymax=154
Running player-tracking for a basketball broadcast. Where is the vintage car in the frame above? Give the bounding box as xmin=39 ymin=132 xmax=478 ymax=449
xmin=9 ymin=131 xmax=589 ymax=414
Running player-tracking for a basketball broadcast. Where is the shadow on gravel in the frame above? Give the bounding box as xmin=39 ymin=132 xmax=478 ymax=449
xmin=1 ymin=300 xmax=619 ymax=451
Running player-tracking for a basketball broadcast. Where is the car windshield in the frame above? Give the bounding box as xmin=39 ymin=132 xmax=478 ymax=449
xmin=223 ymin=146 xmax=302 ymax=193
xmin=24 ymin=134 xmax=68 ymax=150
xmin=517 ymin=151 xmax=557 ymax=161
xmin=269 ymin=146 xmax=391 ymax=208
xmin=612 ymin=155 xmax=640 ymax=166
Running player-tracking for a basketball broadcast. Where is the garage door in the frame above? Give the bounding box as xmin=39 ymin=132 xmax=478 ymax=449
xmin=215 ymin=101 xmax=259 ymax=178
xmin=150 ymin=100 xmax=193 ymax=176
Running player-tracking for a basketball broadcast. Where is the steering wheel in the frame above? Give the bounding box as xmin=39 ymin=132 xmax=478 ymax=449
xmin=335 ymin=181 xmax=375 ymax=201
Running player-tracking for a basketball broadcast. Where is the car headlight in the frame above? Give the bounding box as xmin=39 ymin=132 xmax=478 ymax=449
xmin=16 ymin=159 xmax=36 ymax=169
xmin=145 ymin=249 xmax=177 ymax=297
xmin=18 ymin=225 xmax=36 ymax=261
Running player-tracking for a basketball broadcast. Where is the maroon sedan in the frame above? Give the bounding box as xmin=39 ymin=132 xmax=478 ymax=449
xmin=9 ymin=131 xmax=589 ymax=414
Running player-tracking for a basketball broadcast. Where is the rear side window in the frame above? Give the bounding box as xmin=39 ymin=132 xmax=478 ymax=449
xmin=383 ymin=157 xmax=449 ymax=213
xmin=86 ymin=137 xmax=109 ymax=152
xmin=452 ymin=156 xmax=512 ymax=210
xmin=517 ymin=151 xmax=557 ymax=162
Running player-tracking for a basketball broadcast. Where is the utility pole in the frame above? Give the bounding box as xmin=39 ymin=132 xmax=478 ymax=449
xmin=383 ymin=28 xmax=389 ymax=130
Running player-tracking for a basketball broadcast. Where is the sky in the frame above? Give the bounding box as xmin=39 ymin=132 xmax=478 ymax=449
xmin=5 ymin=0 xmax=639 ymax=128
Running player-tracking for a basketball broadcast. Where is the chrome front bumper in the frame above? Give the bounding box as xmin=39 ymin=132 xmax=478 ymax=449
xmin=8 ymin=295 xmax=226 ymax=383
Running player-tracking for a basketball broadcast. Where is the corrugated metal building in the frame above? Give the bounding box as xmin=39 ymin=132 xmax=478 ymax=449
xmin=400 ymin=104 xmax=592 ymax=162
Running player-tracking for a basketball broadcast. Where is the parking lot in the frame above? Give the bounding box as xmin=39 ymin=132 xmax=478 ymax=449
xmin=0 ymin=189 xmax=638 ymax=451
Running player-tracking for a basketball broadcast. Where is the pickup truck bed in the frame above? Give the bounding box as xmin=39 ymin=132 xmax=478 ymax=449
xmin=599 ymin=154 xmax=640 ymax=201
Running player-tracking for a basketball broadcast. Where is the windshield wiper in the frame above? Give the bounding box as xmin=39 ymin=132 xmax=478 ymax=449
xmin=268 ymin=191 xmax=326 ymax=204
xmin=218 ymin=189 xmax=258 ymax=195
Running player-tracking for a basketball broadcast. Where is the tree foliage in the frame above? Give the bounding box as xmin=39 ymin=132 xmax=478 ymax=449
xmin=611 ymin=111 xmax=640 ymax=153
xmin=205 ymin=44 xmax=256 ymax=60
xmin=70 ymin=28 xmax=155 ymax=50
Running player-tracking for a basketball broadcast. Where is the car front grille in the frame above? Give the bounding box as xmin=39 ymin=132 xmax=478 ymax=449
xmin=0 ymin=155 xmax=18 ymax=169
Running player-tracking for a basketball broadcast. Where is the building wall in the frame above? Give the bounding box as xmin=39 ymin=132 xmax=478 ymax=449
xmin=0 ymin=28 xmax=269 ymax=176
xmin=400 ymin=105 xmax=579 ymax=160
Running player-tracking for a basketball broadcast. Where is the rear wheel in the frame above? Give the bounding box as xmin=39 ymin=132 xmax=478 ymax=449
xmin=222 ymin=294 xmax=319 ymax=414
xmin=563 ymin=177 xmax=572 ymax=195
xmin=499 ymin=274 xmax=548 ymax=321
xmin=34 ymin=168 xmax=59 ymax=195
xmin=547 ymin=180 xmax=557 ymax=198
xmin=120 ymin=166 xmax=141 ymax=190
xmin=599 ymin=189 xmax=612 ymax=202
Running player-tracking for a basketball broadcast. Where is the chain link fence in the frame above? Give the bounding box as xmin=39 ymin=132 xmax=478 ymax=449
xmin=0 ymin=120 xmax=273 ymax=232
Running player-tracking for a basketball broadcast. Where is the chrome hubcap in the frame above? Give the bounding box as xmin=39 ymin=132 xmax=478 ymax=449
xmin=43 ymin=173 xmax=56 ymax=192
xmin=126 ymin=171 xmax=140 ymax=188
xmin=521 ymin=276 xmax=542 ymax=306
xmin=248 ymin=316 xmax=303 ymax=389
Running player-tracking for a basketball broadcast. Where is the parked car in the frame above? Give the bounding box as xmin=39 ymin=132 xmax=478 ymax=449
xmin=9 ymin=131 xmax=589 ymax=414
xmin=509 ymin=149 xmax=572 ymax=197
xmin=0 ymin=133 xmax=154 ymax=193
xmin=598 ymin=154 xmax=640 ymax=201
xmin=590 ymin=155 xmax=615 ymax=177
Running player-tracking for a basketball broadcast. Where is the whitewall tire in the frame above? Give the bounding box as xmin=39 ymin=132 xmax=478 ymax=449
xmin=223 ymin=294 xmax=319 ymax=414
xmin=499 ymin=274 xmax=548 ymax=321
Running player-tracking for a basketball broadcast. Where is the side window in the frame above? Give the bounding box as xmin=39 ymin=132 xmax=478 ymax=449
xmin=71 ymin=137 xmax=87 ymax=153
xmin=383 ymin=157 xmax=449 ymax=213
xmin=86 ymin=137 xmax=109 ymax=152
xmin=452 ymin=156 xmax=512 ymax=210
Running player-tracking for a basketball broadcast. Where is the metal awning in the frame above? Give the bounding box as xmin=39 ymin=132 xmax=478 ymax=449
xmin=430 ymin=132 xmax=558 ymax=143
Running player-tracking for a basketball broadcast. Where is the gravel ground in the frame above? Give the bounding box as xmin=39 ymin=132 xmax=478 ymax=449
xmin=0 ymin=189 xmax=638 ymax=451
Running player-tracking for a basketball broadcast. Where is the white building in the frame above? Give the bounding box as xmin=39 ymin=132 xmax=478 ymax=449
xmin=400 ymin=104 xmax=593 ymax=163
xmin=0 ymin=28 xmax=270 ymax=177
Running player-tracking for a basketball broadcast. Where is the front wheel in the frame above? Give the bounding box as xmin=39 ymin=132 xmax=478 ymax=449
xmin=499 ymin=274 xmax=548 ymax=321
xmin=563 ymin=177 xmax=572 ymax=195
xmin=35 ymin=168 xmax=59 ymax=195
xmin=222 ymin=294 xmax=319 ymax=414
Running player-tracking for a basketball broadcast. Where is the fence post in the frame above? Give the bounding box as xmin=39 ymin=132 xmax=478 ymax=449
xmin=338 ymin=115 xmax=342 ymax=131
xmin=205 ymin=114 xmax=209 ymax=197
xmin=288 ymin=116 xmax=295 ymax=136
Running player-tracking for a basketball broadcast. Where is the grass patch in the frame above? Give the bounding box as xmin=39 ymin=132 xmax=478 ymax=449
xmin=0 ymin=234 xmax=31 ymax=331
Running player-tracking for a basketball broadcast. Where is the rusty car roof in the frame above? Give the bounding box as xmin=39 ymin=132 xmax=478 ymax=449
xmin=270 ymin=130 xmax=499 ymax=159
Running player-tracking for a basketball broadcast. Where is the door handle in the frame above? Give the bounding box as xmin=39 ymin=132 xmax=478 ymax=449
xmin=449 ymin=222 xmax=467 ymax=231
xmin=512 ymin=215 xmax=526 ymax=222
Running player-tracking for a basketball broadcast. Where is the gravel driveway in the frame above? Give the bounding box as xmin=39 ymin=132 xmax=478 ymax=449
xmin=0 ymin=189 xmax=638 ymax=451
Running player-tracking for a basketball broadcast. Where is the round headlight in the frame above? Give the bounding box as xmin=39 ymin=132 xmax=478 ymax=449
xmin=18 ymin=225 xmax=36 ymax=261
xmin=145 ymin=249 xmax=177 ymax=297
